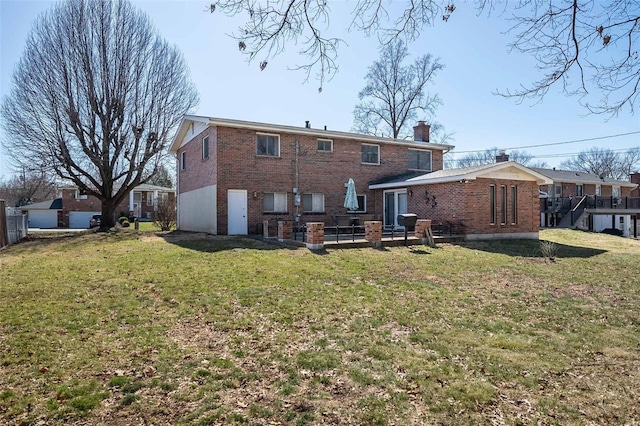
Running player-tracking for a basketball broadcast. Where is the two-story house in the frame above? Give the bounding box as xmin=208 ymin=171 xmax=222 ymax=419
xmin=533 ymin=167 xmax=639 ymax=237
xmin=170 ymin=116 xmax=552 ymax=240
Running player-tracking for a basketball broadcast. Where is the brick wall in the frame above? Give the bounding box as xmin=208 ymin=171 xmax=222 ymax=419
xmin=180 ymin=125 xmax=445 ymax=234
xmin=61 ymin=189 xmax=129 ymax=226
xmin=407 ymin=179 xmax=539 ymax=236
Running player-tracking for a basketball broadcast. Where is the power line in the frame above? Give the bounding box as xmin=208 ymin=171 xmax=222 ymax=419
xmin=450 ymin=131 xmax=640 ymax=154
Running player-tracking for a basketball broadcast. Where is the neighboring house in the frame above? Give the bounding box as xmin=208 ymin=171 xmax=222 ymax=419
xmin=170 ymin=115 xmax=552 ymax=240
xmin=532 ymin=167 xmax=640 ymax=237
xmin=59 ymin=184 xmax=175 ymax=228
xmin=19 ymin=198 xmax=63 ymax=228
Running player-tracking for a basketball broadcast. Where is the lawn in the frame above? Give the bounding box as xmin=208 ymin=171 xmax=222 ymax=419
xmin=0 ymin=229 xmax=638 ymax=425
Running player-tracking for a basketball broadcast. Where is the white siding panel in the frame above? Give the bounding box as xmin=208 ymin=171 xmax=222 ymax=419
xmin=178 ymin=185 xmax=217 ymax=234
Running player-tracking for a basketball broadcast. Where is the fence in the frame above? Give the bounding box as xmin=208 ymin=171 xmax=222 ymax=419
xmin=1 ymin=200 xmax=28 ymax=248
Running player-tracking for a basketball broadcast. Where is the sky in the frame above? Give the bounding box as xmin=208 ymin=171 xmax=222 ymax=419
xmin=1 ymin=0 xmax=639 ymax=181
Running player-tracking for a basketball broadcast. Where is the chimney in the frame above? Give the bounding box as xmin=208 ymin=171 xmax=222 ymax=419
xmin=305 ymin=120 xmax=311 ymax=129
xmin=413 ymin=121 xmax=430 ymax=142
xmin=630 ymin=172 xmax=640 ymax=184
xmin=496 ymin=151 xmax=510 ymax=163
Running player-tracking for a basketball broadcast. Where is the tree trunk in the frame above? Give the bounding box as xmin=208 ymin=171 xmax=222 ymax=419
xmin=99 ymin=199 xmax=118 ymax=231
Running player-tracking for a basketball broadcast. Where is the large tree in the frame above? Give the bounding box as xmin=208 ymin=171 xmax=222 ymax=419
xmin=448 ymin=147 xmax=548 ymax=168
xmin=210 ymin=0 xmax=639 ymax=114
xmin=559 ymin=147 xmax=640 ymax=180
xmin=352 ymin=40 xmax=447 ymax=141
xmin=1 ymin=0 xmax=198 ymax=229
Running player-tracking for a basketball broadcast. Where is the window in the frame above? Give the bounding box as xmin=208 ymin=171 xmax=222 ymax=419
xmin=576 ymin=184 xmax=583 ymax=196
xmin=317 ymin=139 xmax=333 ymax=152
xmin=511 ymin=186 xmax=517 ymax=224
xmin=146 ymin=192 xmax=154 ymax=206
xmin=408 ymin=149 xmax=432 ymax=171
xmin=348 ymin=194 xmax=367 ymax=213
xmin=500 ymin=185 xmax=507 ymax=225
xmin=361 ymin=144 xmax=380 ymax=164
xmin=74 ymin=190 xmax=88 ymax=200
xmin=133 ymin=192 xmax=142 ymax=203
xmin=181 ymin=151 xmax=186 ymax=171
xmin=595 ymin=185 xmax=601 ymax=196
xmin=612 ymin=186 xmax=621 ymax=197
xmin=490 ymin=185 xmax=496 ymax=224
xmin=302 ymin=193 xmax=325 ymax=212
xmin=257 ymin=133 xmax=280 ymax=157
xmin=202 ymin=136 xmax=209 ymax=159
xmin=263 ymin=192 xmax=287 ymax=212
xmin=159 ymin=192 xmax=168 ymax=203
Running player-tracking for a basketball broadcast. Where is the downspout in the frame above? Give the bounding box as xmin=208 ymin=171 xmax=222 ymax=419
xmin=175 ymin=153 xmax=180 ymax=230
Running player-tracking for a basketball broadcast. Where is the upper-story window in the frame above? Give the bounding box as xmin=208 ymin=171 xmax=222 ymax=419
xmin=408 ymin=149 xmax=432 ymax=171
xmin=595 ymin=184 xmax=601 ymax=196
xmin=576 ymin=184 xmax=583 ymax=196
xmin=181 ymin=151 xmax=186 ymax=171
xmin=202 ymin=136 xmax=209 ymax=160
xmin=612 ymin=186 xmax=621 ymax=197
xmin=361 ymin=144 xmax=380 ymax=165
xmin=257 ymin=133 xmax=280 ymax=157
xmin=317 ymin=138 xmax=333 ymax=152
xmin=74 ymin=189 xmax=88 ymax=200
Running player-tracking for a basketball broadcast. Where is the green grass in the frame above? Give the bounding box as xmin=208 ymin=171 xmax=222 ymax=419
xmin=0 ymin=229 xmax=639 ymax=424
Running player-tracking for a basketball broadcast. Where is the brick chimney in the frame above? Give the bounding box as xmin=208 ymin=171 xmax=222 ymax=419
xmin=496 ymin=151 xmax=510 ymax=163
xmin=413 ymin=121 xmax=430 ymax=142
xmin=630 ymin=172 xmax=640 ymax=184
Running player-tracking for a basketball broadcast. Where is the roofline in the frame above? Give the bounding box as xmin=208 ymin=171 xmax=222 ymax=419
xmin=370 ymin=161 xmax=553 ymax=189
xmin=169 ymin=115 xmax=455 ymax=154
xmin=532 ymin=168 xmax=637 ymax=187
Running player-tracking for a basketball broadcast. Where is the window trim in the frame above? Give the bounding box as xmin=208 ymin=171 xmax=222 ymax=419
xmin=256 ymin=132 xmax=281 ymax=157
xmin=361 ymin=143 xmax=380 ymax=165
xmin=75 ymin=190 xmax=88 ymax=200
xmin=302 ymin=193 xmax=325 ymax=213
xmin=317 ymin=138 xmax=333 ymax=153
xmin=348 ymin=194 xmax=367 ymax=213
xmin=576 ymin=184 xmax=583 ymax=197
xmin=407 ymin=148 xmax=433 ymax=172
xmin=489 ymin=185 xmax=496 ymax=225
xmin=180 ymin=151 xmax=186 ymax=171
xmin=511 ymin=185 xmax=517 ymax=224
xmin=500 ymin=185 xmax=507 ymax=225
xmin=263 ymin=192 xmax=288 ymax=213
xmin=202 ymin=136 xmax=209 ymax=160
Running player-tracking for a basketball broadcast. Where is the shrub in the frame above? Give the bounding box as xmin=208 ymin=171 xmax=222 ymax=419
xmin=153 ymin=198 xmax=176 ymax=231
xmin=118 ymin=216 xmax=130 ymax=227
xmin=601 ymin=228 xmax=623 ymax=236
xmin=538 ymin=240 xmax=558 ymax=260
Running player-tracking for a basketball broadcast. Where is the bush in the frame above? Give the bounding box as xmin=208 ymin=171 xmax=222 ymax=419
xmin=153 ymin=198 xmax=176 ymax=231
xmin=118 ymin=216 xmax=130 ymax=227
xmin=601 ymin=228 xmax=623 ymax=236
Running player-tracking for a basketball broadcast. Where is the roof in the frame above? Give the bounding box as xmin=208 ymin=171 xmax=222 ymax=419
xmin=20 ymin=198 xmax=62 ymax=210
xmin=59 ymin=184 xmax=174 ymax=192
xmin=169 ymin=115 xmax=456 ymax=154
xmin=369 ymin=161 xmax=553 ymax=189
xmin=531 ymin=168 xmax=637 ymax=187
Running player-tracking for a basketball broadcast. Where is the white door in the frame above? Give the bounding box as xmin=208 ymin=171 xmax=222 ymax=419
xmin=383 ymin=189 xmax=408 ymax=228
xmin=227 ymin=190 xmax=248 ymax=235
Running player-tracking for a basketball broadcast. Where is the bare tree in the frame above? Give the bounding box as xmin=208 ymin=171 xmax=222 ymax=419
xmin=1 ymin=0 xmax=198 ymax=230
xmin=0 ymin=171 xmax=57 ymax=207
xmin=351 ymin=40 xmax=448 ymax=141
xmin=447 ymin=147 xmax=548 ymax=168
xmin=153 ymin=198 xmax=177 ymax=231
xmin=209 ymin=0 xmax=639 ymax=114
xmin=559 ymin=147 xmax=640 ymax=180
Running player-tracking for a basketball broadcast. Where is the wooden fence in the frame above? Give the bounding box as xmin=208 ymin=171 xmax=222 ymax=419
xmin=1 ymin=200 xmax=28 ymax=249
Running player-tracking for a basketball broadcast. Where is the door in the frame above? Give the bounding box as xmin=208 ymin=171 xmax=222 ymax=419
xmin=227 ymin=190 xmax=248 ymax=235
xmin=383 ymin=189 xmax=407 ymax=228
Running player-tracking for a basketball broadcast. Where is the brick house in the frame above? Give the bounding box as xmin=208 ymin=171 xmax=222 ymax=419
xmin=532 ymin=168 xmax=639 ymax=237
xmin=58 ymin=184 xmax=175 ymax=228
xmin=170 ymin=115 xmax=553 ymax=240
